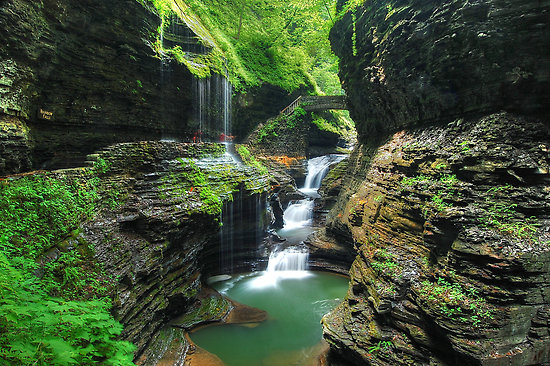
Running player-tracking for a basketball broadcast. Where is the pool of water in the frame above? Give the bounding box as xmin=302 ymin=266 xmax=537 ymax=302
xmin=190 ymin=271 xmax=348 ymax=366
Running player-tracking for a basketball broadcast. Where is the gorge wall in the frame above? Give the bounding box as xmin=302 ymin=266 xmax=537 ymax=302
xmin=323 ymin=0 xmax=550 ymax=365
xmin=0 ymin=0 xmax=200 ymax=173
xmin=78 ymin=141 xmax=269 ymax=358
xmin=0 ymin=0 xmax=314 ymax=176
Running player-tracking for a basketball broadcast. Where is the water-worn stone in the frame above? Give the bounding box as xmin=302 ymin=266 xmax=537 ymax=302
xmin=75 ymin=141 xmax=269 ymax=359
xmin=0 ymin=0 xmax=196 ymax=174
xmin=322 ymin=113 xmax=550 ymax=365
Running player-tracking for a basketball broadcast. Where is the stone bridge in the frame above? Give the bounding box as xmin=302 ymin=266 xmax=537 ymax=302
xmin=280 ymin=95 xmax=348 ymax=116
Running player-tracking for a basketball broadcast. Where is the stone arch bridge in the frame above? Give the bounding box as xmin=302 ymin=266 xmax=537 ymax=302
xmin=280 ymin=95 xmax=348 ymax=116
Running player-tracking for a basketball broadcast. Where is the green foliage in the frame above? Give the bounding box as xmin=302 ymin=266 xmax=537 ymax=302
xmin=400 ymin=174 xmax=430 ymax=187
xmin=370 ymin=249 xmax=400 ymax=277
xmin=478 ymin=185 xmax=539 ymax=241
xmin=311 ymin=110 xmax=354 ymax=139
xmin=400 ymin=173 xmax=459 ymax=215
xmin=337 ymin=0 xmax=365 ymax=16
xmin=93 ymin=157 xmax=110 ymax=176
xmin=177 ymin=158 xmax=224 ymax=216
xmin=256 ymin=119 xmax=280 ymax=144
xmin=418 ymin=276 xmax=492 ymax=326
xmin=0 ymin=253 xmax=135 ymax=365
xmin=0 ymin=171 xmax=135 ymax=365
xmin=0 ymin=174 xmax=98 ymax=259
xmin=286 ymin=107 xmax=307 ymax=129
xmin=142 ymin=0 xmax=343 ymax=94
xmin=368 ymin=340 xmax=393 ymax=355
xmin=236 ymin=145 xmax=268 ymax=176
xmin=162 ymin=157 xmax=266 ymax=216
xmin=459 ymin=141 xmax=471 ymax=152
xmin=351 ymin=11 xmax=358 ymax=56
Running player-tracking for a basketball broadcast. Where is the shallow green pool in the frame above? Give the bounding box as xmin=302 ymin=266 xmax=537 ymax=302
xmin=190 ymin=271 xmax=348 ymax=366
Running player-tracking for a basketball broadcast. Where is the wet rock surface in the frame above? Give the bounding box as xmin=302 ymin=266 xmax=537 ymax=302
xmin=0 ymin=115 xmax=31 ymax=174
xmin=76 ymin=141 xmax=269 ymax=359
xmin=326 ymin=1 xmax=550 ymax=364
xmin=322 ymin=113 xmax=550 ymax=365
xmin=330 ymin=0 xmax=550 ymax=139
xmin=0 ymin=0 xmax=195 ymax=174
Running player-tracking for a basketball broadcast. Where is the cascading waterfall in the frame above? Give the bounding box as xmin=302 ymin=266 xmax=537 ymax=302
xmin=281 ymin=200 xmax=314 ymax=229
xmin=266 ymin=248 xmax=309 ymax=272
xmin=279 ymin=154 xmax=346 ymax=238
xmin=301 ymin=155 xmax=337 ymax=196
xmin=258 ymin=154 xmax=346 ymax=285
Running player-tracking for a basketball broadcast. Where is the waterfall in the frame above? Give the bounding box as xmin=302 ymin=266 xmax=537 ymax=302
xmin=266 ymin=248 xmax=309 ymax=272
xmin=302 ymin=155 xmax=334 ymax=192
xmin=192 ymin=74 xmax=232 ymax=142
xmin=222 ymin=77 xmax=232 ymax=140
xmin=249 ymin=247 xmax=311 ymax=288
xmin=277 ymin=154 xmax=346 ymax=245
xmin=282 ymin=200 xmax=314 ymax=229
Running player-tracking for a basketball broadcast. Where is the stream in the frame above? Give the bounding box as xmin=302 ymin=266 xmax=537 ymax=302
xmin=189 ymin=154 xmax=348 ymax=366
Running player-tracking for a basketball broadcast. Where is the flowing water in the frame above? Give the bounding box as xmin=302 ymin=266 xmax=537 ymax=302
xmin=277 ymin=154 xmax=346 ymax=244
xmin=192 ymin=74 xmax=232 ymax=142
xmin=192 ymin=268 xmax=348 ymax=366
xmin=189 ymin=155 xmax=349 ymax=365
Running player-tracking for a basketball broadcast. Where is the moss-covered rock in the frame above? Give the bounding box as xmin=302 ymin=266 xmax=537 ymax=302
xmin=28 ymin=141 xmax=272 ymax=360
xmin=322 ymin=113 xmax=550 ymax=365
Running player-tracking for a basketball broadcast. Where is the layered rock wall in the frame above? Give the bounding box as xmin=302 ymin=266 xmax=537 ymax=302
xmin=77 ymin=141 xmax=269 ymax=358
xmin=324 ymin=0 xmax=550 ymax=365
xmin=323 ymin=113 xmax=550 ymax=365
xmin=0 ymin=0 xmax=195 ymax=173
xmin=330 ymin=0 xmax=550 ymax=139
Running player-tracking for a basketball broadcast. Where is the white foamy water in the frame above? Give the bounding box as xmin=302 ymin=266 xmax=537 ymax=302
xmin=282 ymin=200 xmax=314 ymax=229
xmin=249 ymin=248 xmax=311 ymax=288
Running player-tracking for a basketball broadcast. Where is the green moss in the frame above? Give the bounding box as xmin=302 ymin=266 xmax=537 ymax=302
xmin=176 ymin=295 xmax=231 ymax=329
xmin=160 ymin=156 xmax=267 ymax=216
xmin=236 ymin=145 xmax=268 ymax=176
xmin=256 ymin=119 xmax=280 ymax=144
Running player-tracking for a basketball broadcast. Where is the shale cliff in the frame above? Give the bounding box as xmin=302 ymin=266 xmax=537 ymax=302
xmin=323 ymin=1 xmax=550 ymax=365
xmin=80 ymin=141 xmax=269 ymax=358
xmin=0 ymin=0 xmax=201 ymax=173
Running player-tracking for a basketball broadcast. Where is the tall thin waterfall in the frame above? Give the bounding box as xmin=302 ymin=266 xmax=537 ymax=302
xmin=222 ymin=77 xmax=232 ymax=140
xmin=192 ymin=74 xmax=232 ymax=142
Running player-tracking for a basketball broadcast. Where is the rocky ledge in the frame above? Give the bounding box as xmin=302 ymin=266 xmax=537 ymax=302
xmin=322 ymin=112 xmax=550 ymax=365
xmin=75 ymin=141 xmax=269 ymax=359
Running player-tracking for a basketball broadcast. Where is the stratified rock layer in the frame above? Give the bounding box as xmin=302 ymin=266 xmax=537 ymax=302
xmin=78 ymin=141 xmax=269 ymax=358
xmin=323 ymin=113 xmax=550 ymax=365
xmin=325 ymin=0 xmax=550 ymax=365
xmin=330 ymin=0 xmax=550 ymax=139
xmin=0 ymin=0 xmax=195 ymax=173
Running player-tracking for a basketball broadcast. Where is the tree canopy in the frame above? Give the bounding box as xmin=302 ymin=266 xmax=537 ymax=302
xmin=145 ymin=0 xmax=344 ymax=93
